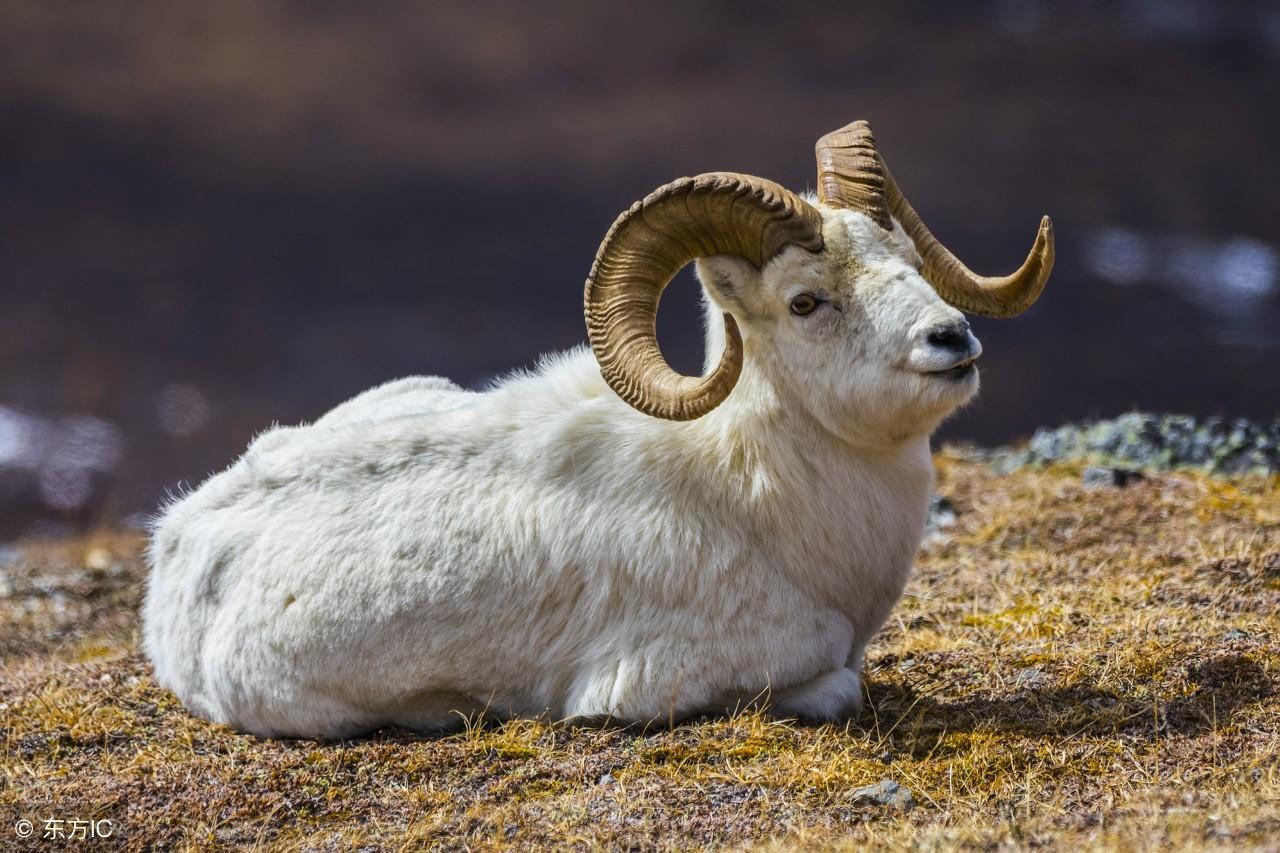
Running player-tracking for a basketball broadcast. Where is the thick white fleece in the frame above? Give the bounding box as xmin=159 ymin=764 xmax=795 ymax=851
xmin=142 ymin=208 xmax=977 ymax=738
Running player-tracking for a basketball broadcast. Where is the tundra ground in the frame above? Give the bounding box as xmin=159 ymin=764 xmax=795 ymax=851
xmin=2 ymin=453 xmax=1277 ymax=851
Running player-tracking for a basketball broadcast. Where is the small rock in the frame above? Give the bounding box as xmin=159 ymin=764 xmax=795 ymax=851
xmin=1083 ymin=466 xmax=1144 ymax=489
xmin=598 ymin=773 xmax=615 ymax=786
xmin=214 ymin=826 xmax=243 ymax=843
xmin=1014 ymin=667 xmax=1048 ymax=688
xmin=898 ymin=658 xmax=917 ymax=672
xmin=30 ymin=575 xmax=60 ymax=595
xmin=852 ymin=779 xmax=915 ymax=810
xmin=906 ymin=615 xmax=936 ymax=630
xmin=1223 ymin=629 xmax=1249 ymax=642
xmin=925 ymin=494 xmax=957 ymax=531
xmin=85 ymin=547 xmax=112 ymax=571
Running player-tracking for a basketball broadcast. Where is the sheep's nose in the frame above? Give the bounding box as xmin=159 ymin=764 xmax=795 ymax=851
xmin=925 ymin=321 xmax=973 ymax=354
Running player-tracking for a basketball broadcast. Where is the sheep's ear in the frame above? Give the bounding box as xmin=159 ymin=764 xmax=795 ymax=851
xmin=695 ymin=255 xmax=761 ymax=317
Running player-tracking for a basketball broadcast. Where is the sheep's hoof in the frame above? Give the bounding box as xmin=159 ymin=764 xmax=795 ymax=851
xmin=769 ymin=668 xmax=863 ymax=721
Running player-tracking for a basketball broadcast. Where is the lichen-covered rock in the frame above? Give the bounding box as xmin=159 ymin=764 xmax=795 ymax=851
xmin=986 ymin=413 xmax=1279 ymax=475
xmin=925 ymin=494 xmax=957 ymax=532
xmin=851 ymin=779 xmax=916 ymax=810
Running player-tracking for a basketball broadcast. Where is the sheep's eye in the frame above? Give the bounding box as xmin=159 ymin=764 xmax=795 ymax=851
xmin=789 ymin=293 xmax=820 ymax=316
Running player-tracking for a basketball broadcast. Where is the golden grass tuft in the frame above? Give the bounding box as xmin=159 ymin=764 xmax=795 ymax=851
xmin=1 ymin=457 xmax=1277 ymax=850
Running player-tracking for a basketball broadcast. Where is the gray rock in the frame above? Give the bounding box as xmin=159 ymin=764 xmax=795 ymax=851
xmin=987 ymin=413 xmax=1279 ymax=476
xmin=852 ymin=779 xmax=915 ymax=810
xmin=925 ymin=494 xmax=957 ymax=532
xmin=1082 ymin=466 xmax=1144 ymax=489
xmin=1223 ymin=629 xmax=1249 ymax=642
xmin=1015 ymin=667 xmax=1048 ymax=688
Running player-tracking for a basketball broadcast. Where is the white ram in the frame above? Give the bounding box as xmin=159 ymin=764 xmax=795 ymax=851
xmin=142 ymin=121 xmax=1053 ymax=738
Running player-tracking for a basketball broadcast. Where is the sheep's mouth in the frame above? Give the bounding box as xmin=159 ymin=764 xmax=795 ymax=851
xmin=924 ymin=357 xmax=978 ymax=379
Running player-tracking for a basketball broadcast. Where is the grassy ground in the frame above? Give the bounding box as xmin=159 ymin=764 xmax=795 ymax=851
xmin=1 ymin=453 xmax=1277 ymax=851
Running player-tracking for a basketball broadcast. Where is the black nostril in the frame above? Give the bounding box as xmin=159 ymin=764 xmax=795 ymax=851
xmin=926 ymin=323 xmax=971 ymax=352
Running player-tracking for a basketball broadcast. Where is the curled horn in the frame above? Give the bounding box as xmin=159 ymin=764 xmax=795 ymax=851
xmin=816 ymin=120 xmax=1054 ymax=317
xmin=584 ymin=173 xmax=823 ymax=420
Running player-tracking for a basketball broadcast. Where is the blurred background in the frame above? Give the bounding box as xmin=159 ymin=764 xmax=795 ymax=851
xmin=1 ymin=0 xmax=1277 ymax=540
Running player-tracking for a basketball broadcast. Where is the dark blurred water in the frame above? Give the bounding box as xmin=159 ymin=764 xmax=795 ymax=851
xmin=1 ymin=1 xmax=1278 ymax=539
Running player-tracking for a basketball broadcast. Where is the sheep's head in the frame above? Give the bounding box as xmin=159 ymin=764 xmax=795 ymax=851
xmin=584 ymin=120 xmax=1054 ymax=443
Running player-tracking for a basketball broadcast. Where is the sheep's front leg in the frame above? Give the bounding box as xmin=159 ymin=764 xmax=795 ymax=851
xmin=768 ymin=667 xmax=863 ymax=721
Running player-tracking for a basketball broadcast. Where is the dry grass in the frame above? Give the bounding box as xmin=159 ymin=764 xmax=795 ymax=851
xmin=2 ymin=454 xmax=1277 ymax=851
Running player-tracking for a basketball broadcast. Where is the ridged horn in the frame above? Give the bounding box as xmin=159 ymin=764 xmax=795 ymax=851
xmin=816 ymin=119 xmax=1055 ymax=317
xmin=814 ymin=120 xmax=891 ymax=230
xmin=584 ymin=173 xmax=823 ymax=420
xmin=882 ymin=157 xmax=1055 ymax=317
